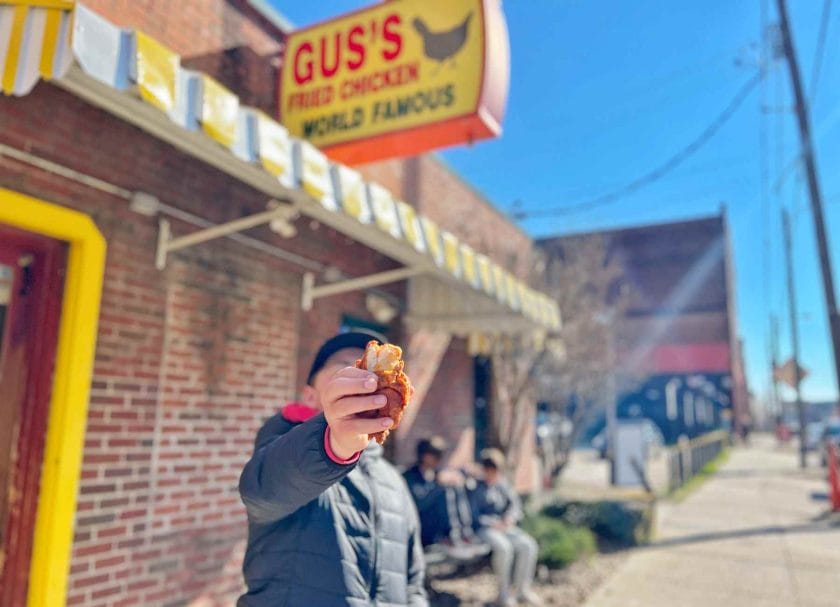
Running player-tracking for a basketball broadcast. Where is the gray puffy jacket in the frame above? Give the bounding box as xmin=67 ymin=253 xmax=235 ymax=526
xmin=238 ymin=410 xmax=428 ymax=606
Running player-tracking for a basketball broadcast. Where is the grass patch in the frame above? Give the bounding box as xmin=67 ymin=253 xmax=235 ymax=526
xmin=668 ymin=448 xmax=730 ymax=502
xmin=521 ymin=515 xmax=597 ymax=569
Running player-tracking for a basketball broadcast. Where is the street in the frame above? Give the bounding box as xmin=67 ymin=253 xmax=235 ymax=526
xmin=584 ymin=436 xmax=840 ymax=607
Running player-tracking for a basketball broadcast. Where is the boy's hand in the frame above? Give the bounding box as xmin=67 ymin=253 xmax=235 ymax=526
xmin=438 ymin=469 xmax=465 ymax=487
xmin=323 ymin=366 xmax=394 ymax=460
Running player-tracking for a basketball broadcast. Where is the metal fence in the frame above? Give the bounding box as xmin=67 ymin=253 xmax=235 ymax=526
xmin=667 ymin=430 xmax=729 ymax=492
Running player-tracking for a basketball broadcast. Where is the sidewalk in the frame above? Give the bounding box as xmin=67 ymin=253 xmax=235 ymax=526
xmin=583 ymin=436 xmax=840 ymax=607
xmin=557 ymin=447 xmax=671 ymax=499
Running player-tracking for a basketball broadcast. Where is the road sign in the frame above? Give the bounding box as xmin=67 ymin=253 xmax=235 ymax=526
xmin=773 ymin=358 xmax=809 ymax=389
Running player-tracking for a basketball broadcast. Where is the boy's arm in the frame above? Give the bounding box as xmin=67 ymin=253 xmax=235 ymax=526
xmin=471 ymin=484 xmax=501 ymax=527
xmin=505 ymin=483 xmax=524 ymax=523
xmin=239 ymin=413 xmax=357 ymax=525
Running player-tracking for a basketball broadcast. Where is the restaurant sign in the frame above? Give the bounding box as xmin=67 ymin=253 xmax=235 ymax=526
xmin=279 ymin=0 xmax=510 ymax=164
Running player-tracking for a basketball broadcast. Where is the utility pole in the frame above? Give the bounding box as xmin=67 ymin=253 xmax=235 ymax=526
xmin=770 ymin=314 xmax=781 ymax=417
xmin=776 ymin=0 xmax=840 ymax=399
xmin=783 ymin=209 xmax=807 ymax=468
xmin=606 ymin=322 xmax=617 ymax=485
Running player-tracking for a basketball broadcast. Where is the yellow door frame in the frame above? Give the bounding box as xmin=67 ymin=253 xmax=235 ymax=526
xmin=0 ymin=187 xmax=106 ymax=607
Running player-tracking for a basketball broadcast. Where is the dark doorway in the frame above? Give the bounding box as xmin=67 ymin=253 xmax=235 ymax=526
xmin=473 ymin=355 xmax=492 ymax=459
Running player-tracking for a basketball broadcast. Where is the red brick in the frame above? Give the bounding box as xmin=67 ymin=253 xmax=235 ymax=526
xmin=117 ymin=537 xmax=144 ymax=550
xmin=98 ymin=525 xmax=128 ymax=539
xmin=71 ymin=572 xmax=109 ymax=589
xmin=80 ymin=483 xmax=117 ymax=495
xmin=70 ymin=561 xmax=90 ymax=575
xmin=104 ymin=467 xmax=133 ymax=478
xmin=120 ymin=508 xmax=146 ymax=520
xmin=92 ymin=585 xmax=123 ymax=600
xmin=95 ymin=554 xmax=127 ymax=569
xmin=74 ymin=543 xmax=113 ymax=558
xmin=127 ymin=578 xmax=157 ymax=592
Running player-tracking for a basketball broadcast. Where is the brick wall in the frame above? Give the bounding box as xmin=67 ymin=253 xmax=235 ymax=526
xmin=82 ymin=0 xmax=284 ymax=114
xmin=359 ymin=155 xmax=534 ymax=279
xmin=0 ymin=83 xmax=393 ymax=606
xmin=71 ymin=239 xmax=299 ymax=606
xmin=396 ymin=338 xmax=475 ymax=467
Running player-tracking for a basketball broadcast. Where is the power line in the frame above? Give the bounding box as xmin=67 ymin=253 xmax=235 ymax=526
xmin=810 ymin=0 xmax=833 ymax=104
xmin=512 ymin=73 xmax=763 ymax=219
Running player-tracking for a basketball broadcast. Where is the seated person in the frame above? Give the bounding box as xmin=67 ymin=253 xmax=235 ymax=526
xmin=403 ymin=436 xmax=476 ymax=548
xmin=472 ymin=449 xmax=542 ymax=607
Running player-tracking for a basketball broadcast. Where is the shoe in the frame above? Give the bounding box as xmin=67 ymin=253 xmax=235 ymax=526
xmin=518 ymin=589 xmax=544 ymax=606
xmin=495 ymin=596 xmax=517 ymax=607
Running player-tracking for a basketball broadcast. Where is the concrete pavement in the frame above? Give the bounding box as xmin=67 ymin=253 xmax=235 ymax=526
xmin=583 ymin=436 xmax=840 ymax=607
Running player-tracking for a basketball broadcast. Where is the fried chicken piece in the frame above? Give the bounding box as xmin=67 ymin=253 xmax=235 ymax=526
xmin=355 ymin=341 xmax=413 ymax=444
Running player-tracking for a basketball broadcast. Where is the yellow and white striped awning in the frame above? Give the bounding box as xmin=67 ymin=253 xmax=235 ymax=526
xmin=0 ymin=0 xmax=562 ymax=334
xmin=0 ymin=0 xmax=74 ymax=96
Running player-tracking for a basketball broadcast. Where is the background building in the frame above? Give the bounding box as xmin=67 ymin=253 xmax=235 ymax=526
xmin=540 ymin=213 xmax=749 ymax=444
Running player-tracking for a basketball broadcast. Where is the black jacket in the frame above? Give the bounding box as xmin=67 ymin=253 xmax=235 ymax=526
xmin=402 ymin=465 xmax=443 ymax=514
xmin=238 ymin=411 xmax=428 ymax=606
xmin=402 ymin=464 xmax=447 ymax=546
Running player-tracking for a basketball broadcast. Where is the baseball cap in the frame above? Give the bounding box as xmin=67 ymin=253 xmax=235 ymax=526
xmin=306 ymin=330 xmax=386 ymax=385
xmin=417 ymin=436 xmax=448 ymax=459
xmin=480 ymin=448 xmax=506 ymax=470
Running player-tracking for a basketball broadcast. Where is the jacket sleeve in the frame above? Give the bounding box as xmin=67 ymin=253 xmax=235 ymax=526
xmin=504 ymin=483 xmax=524 ymax=523
xmin=406 ymin=494 xmax=429 ymax=606
xmin=471 ymin=483 xmax=501 ymax=527
xmin=239 ymin=413 xmax=357 ymax=525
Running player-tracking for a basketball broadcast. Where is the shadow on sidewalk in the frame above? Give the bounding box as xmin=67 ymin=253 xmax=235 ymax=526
xmin=709 ymin=467 xmax=813 ymax=480
xmin=644 ymin=517 xmax=839 ymax=550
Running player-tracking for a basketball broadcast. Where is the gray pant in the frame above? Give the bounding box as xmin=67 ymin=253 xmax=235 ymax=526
xmin=479 ymin=526 xmax=539 ymax=597
xmin=445 ymin=486 xmax=474 ymax=540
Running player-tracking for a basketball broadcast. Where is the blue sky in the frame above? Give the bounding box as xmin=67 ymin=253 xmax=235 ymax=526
xmin=272 ymin=1 xmax=840 ymax=406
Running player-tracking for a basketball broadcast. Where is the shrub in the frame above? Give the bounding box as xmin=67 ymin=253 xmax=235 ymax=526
xmin=521 ymin=515 xmax=596 ymax=569
xmin=541 ymin=499 xmax=654 ymax=548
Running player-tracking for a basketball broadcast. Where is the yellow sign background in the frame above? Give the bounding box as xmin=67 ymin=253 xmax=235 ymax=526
xmin=280 ymin=0 xmax=485 ymax=148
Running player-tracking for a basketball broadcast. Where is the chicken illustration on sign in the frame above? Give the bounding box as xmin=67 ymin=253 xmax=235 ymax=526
xmin=413 ymin=12 xmax=473 ymax=68
xmin=279 ymin=0 xmax=509 ymax=164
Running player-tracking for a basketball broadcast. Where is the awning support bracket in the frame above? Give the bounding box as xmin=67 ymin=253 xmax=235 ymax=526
xmin=302 ymin=266 xmax=428 ymax=311
xmin=155 ymin=201 xmax=296 ymax=269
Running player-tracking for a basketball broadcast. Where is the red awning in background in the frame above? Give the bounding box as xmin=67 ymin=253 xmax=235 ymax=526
xmin=649 ymin=343 xmax=731 ymax=374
